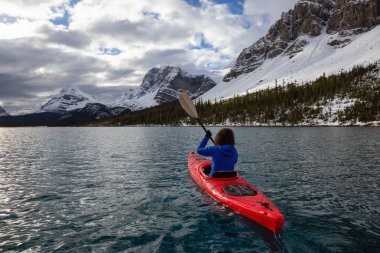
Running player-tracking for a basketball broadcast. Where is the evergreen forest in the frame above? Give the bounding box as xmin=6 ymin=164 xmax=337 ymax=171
xmin=96 ymin=63 xmax=380 ymax=126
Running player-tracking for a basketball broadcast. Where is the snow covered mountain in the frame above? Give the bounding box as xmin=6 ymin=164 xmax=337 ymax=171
xmin=200 ymin=0 xmax=380 ymax=102
xmin=0 ymin=106 xmax=10 ymax=117
xmin=39 ymin=86 xmax=100 ymax=114
xmin=1 ymin=86 xmax=125 ymax=125
xmin=110 ymin=66 xmax=217 ymax=111
xmin=38 ymin=86 xmax=133 ymax=119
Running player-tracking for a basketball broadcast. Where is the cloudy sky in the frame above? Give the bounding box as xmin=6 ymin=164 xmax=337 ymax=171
xmin=0 ymin=0 xmax=297 ymax=113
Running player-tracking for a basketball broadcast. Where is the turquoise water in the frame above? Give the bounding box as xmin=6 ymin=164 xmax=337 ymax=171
xmin=0 ymin=127 xmax=379 ymax=252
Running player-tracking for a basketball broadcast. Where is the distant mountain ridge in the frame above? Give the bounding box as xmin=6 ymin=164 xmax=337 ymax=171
xmin=0 ymin=66 xmax=217 ymax=126
xmin=12 ymin=66 xmax=216 ymax=115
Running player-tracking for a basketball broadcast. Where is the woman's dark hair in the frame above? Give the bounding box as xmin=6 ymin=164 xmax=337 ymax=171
xmin=215 ymin=128 xmax=235 ymax=146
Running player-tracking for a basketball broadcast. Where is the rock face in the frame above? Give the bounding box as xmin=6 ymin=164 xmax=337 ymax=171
xmin=0 ymin=106 xmax=10 ymax=117
xmin=137 ymin=66 xmax=216 ymax=104
xmin=224 ymin=0 xmax=379 ymax=82
xmin=328 ymin=0 xmax=379 ymax=35
xmin=111 ymin=66 xmax=216 ymax=110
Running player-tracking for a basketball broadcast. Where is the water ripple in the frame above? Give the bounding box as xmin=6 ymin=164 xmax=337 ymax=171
xmin=0 ymin=127 xmax=379 ymax=252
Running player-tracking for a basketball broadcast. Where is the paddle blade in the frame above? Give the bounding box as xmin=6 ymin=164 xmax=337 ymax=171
xmin=179 ymin=92 xmax=198 ymax=119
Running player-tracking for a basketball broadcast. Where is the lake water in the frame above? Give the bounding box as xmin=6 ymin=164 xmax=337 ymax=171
xmin=0 ymin=127 xmax=379 ymax=252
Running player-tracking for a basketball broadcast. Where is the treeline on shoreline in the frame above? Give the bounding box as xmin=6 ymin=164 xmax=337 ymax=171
xmin=97 ymin=63 xmax=380 ymax=126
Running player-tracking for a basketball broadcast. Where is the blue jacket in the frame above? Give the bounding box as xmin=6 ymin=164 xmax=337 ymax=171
xmin=197 ymin=136 xmax=238 ymax=176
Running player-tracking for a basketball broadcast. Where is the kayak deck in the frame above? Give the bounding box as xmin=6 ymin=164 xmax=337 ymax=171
xmin=188 ymin=152 xmax=284 ymax=233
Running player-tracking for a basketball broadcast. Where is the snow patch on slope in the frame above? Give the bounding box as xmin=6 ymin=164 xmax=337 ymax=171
xmin=200 ymin=26 xmax=380 ymax=102
xmin=12 ymin=104 xmax=43 ymax=116
xmin=109 ymin=89 xmax=159 ymax=111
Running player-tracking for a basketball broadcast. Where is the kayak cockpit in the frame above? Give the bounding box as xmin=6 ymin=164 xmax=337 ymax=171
xmin=202 ymin=166 xmax=239 ymax=179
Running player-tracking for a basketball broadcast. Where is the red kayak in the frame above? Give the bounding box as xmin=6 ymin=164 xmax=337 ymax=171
xmin=188 ymin=152 xmax=284 ymax=233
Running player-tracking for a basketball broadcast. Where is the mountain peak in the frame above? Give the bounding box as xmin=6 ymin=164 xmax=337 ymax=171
xmin=59 ymin=86 xmax=81 ymax=94
xmin=140 ymin=66 xmax=182 ymax=92
xmin=110 ymin=65 xmax=216 ymax=110
xmin=138 ymin=65 xmax=215 ymax=103
xmin=40 ymin=86 xmax=99 ymax=114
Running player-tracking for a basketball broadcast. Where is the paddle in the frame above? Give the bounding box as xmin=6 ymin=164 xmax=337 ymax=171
xmin=179 ymin=92 xmax=215 ymax=144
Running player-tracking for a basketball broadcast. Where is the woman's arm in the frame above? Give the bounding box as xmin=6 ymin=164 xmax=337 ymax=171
xmin=197 ymin=136 xmax=214 ymax=156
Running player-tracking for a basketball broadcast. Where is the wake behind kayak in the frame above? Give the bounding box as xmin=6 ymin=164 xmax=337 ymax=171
xmin=188 ymin=152 xmax=284 ymax=233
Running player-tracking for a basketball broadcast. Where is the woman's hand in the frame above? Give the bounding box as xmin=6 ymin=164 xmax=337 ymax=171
xmin=206 ymin=130 xmax=212 ymax=139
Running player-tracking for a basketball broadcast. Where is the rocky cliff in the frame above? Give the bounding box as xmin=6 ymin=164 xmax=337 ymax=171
xmin=137 ymin=66 xmax=216 ymax=104
xmin=110 ymin=66 xmax=216 ymax=110
xmin=224 ymin=0 xmax=379 ymax=82
xmin=328 ymin=0 xmax=379 ymax=35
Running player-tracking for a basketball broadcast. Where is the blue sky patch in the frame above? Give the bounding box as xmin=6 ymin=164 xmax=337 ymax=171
xmin=50 ymin=7 xmax=70 ymax=28
xmin=185 ymin=0 xmax=244 ymax=15
xmin=50 ymin=1 xmax=80 ymax=27
xmin=69 ymin=0 xmax=81 ymax=7
xmin=184 ymin=0 xmax=201 ymax=7
xmin=50 ymin=11 xmax=69 ymax=27
xmin=189 ymin=33 xmax=218 ymax=52
xmin=100 ymin=47 xmax=122 ymax=56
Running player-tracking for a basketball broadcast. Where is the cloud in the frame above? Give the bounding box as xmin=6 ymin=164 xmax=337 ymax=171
xmin=78 ymin=84 xmax=136 ymax=103
xmin=0 ymin=37 xmax=136 ymax=112
xmin=0 ymin=73 xmax=41 ymax=99
xmin=133 ymin=48 xmax=189 ymax=69
xmin=89 ymin=18 xmax=190 ymax=48
xmin=39 ymin=25 xmax=92 ymax=49
xmin=0 ymin=73 xmax=53 ymax=113
xmin=106 ymin=68 xmax=136 ymax=80
xmin=0 ymin=38 xmax=106 ymax=76
xmin=244 ymin=0 xmax=297 ymax=26
xmin=0 ymin=0 xmax=298 ymax=113
xmin=0 ymin=0 xmax=66 ymax=20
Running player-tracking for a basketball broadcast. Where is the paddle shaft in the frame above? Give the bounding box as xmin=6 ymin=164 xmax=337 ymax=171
xmin=197 ymin=118 xmax=215 ymax=144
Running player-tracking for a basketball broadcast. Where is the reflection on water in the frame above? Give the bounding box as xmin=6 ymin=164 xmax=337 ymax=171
xmin=0 ymin=127 xmax=379 ymax=252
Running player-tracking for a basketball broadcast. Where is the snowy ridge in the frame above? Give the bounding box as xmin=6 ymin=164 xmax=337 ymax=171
xmin=39 ymin=86 xmax=99 ymax=114
xmin=109 ymin=89 xmax=159 ymax=111
xmin=200 ymin=25 xmax=380 ymax=102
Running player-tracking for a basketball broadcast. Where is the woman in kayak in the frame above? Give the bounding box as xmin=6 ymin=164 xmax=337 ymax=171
xmin=197 ymin=128 xmax=238 ymax=177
